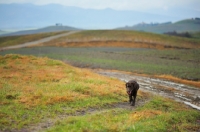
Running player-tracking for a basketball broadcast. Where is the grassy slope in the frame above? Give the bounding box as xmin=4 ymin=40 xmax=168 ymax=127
xmin=0 ymin=30 xmax=200 ymax=85
xmin=0 ymin=54 xmax=199 ymax=131
xmin=192 ymin=32 xmax=200 ymax=39
xmin=39 ymin=30 xmax=200 ymax=83
xmin=41 ymin=30 xmax=200 ymax=49
xmin=0 ymin=31 xmax=67 ymax=48
xmin=1 ymin=30 xmax=200 ymax=49
xmin=2 ymin=47 xmax=199 ymax=85
xmin=48 ymin=97 xmax=200 ymax=132
xmin=0 ymin=54 xmax=126 ymax=130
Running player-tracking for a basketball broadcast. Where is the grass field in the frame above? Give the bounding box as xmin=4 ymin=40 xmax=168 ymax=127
xmin=1 ymin=30 xmax=200 ymax=86
xmin=0 ymin=54 xmax=199 ymax=131
xmin=40 ymin=30 xmax=200 ymax=49
xmin=0 ymin=31 xmax=67 ymax=48
xmin=47 ymin=96 xmax=200 ymax=132
xmin=0 ymin=54 xmax=127 ymax=130
xmin=192 ymin=32 xmax=200 ymax=39
xmin=1 ymin=47 xmax=199 ymax=85
xmin=0 ymin=30 xmax=200 ymax=131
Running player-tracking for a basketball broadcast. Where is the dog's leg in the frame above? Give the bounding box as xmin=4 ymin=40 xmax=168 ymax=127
xmin=131 ymin=95 xmax=136 ymax=106
xmin=131 ymin=91 xmax=138 ymax=106
xmin=129 ymin=95 xmax=133 ymax=104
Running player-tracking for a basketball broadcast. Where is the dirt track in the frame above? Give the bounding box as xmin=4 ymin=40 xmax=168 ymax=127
xmin=95 ymin=70 xmax=200 ymax=111
xmin=0 ymin=31 xmax=80 ymax=51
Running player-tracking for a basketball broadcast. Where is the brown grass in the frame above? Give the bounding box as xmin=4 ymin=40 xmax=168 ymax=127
xmin=34 ymin=30 xmax=200 ymax=49
xmin=38 ymin=40 xmax=194 ymax=49
xmin=155 ymin=75 xmax=200 ymax=88
xmin=0 ymin=54 xmax=128 ymax=107
xmin=129 ymin=110 xmax=163 ymax=122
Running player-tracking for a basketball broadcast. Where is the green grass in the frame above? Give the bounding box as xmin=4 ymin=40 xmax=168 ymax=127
xmin=1 ymin=47 xmax=199 ymax=80
xmin=192 ymin=32 xmax=200 ymax=39
xmin=1 ymin=30 xmax=200 ymax=131
xmin=0 ymin=31 xmax=67 ymax=48
xmin=0 ymin=54 xmax=199 ymax=131
xmin=0 ymin=54 xmax=127 ymax=131
xmin=46 ymin=96 xmax=200 ymax=132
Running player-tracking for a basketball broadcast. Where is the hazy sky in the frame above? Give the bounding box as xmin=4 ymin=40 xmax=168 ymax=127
xmin=0 ymin=0 xmax=200 ymax=11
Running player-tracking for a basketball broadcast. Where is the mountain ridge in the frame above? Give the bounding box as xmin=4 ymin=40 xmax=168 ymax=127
xmin=0 ymin=25 xmax=80 ymax=36
xmin=0 ymin=3 xmax=186 ymax=29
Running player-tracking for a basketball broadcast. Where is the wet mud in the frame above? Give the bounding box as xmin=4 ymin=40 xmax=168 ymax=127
xmin=95 ymin=70 xmax=200 ymax=110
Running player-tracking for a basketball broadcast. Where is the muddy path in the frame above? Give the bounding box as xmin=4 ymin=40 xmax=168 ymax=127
xmin=95 ymin=70 xmax=200 ymax=111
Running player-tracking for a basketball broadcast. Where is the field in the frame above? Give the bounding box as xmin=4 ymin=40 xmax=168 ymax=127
xmin=1 ymin=46 xmax=200 ymax=85
xmin=1 ymin=30 xmax=200 ymax=84
xmin=0 ymin=54 xmax=199 ymax=131
xmin=37 ymin=30 xmax=200 ymax=49
xmin=0 ymin=30 xmax=200 ymax=131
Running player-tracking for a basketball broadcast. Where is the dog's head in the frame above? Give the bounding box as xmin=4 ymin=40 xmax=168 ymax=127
xmin=126 ymin=80 xmax=138 ymax=95
xmin=125 ymin=82 xmax=133 ymax=95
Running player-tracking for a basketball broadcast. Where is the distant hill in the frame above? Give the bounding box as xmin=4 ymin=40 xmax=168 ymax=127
xmin=117 ymin=18 xmax=200 ymax=34
xmin=0 ymin=3 xmax=189 ymax=29
xmin=0 ymin=30 xmax=7 ymax=35
xmin=1 ymin=25 xmax=80 ymax=36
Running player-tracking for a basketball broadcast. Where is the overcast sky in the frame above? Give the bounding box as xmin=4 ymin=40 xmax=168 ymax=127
xmin=0 ymin=0 xmax=200 ymax=11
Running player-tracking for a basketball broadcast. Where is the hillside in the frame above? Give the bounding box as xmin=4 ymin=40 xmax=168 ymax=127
xmin=1 ymin=25 xmax=80 ymax=36
xmin=2 ymin=30 xmax=200 ymax=50
xmin=118 ymin=18 xmax=200 ymax=34
xmin=40 ymin=30 xmax=200 ymax=49
xmin=0 ymin=54 xmax=199 ymax=131
xmin=0 ymin=54 xmax=127 ymax=130
xmin=0 ymin=31 xmax=68 ymax=48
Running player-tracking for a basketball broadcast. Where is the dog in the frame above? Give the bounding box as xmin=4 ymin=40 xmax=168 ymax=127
xmin=125 ymin=80 xmax=139 ymax=106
